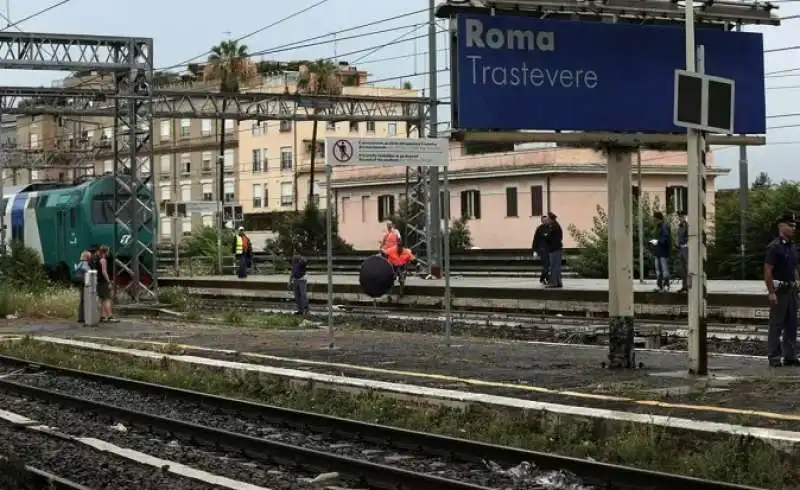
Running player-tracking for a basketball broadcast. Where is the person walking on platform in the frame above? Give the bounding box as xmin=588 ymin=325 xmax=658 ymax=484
xmin=532 ymin=215 xmax=551 ymax=284
xmin=289 ymin=252 xmax=309 ymax=316
xmin=764 ymin=212 xmax=799 ymax=367
xmin=545 ymin=212 xmax=563 ymax=288
xmin=676 ymin=210 xmax=689 ymax=293
xmin=232 ymin=226 xmax=252 ymax=279
xmin=651 ymin=212 xmax=672 ymax=292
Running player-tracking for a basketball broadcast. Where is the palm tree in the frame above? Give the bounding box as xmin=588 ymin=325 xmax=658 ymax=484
xmin=204 ymin=39 xmax=257 ymax=201
xmin=296 ymin=59 xmax=343 ymax=207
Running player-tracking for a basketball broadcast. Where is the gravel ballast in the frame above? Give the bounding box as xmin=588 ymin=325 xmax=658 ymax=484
xmin=2 ymin=370 xmax=594 ymax=489
xmin=0 ymin=419 xmax=224 ymax=490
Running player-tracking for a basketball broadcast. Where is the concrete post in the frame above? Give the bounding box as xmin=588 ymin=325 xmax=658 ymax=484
xmin=607 ymin=150 xmax=635 ymax=368
xmin=83 ymin=270 xmax=100 ymax=327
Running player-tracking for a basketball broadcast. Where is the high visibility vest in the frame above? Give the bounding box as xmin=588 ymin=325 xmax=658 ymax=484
xmin=235 ymin=235 xmax=244 ymax=254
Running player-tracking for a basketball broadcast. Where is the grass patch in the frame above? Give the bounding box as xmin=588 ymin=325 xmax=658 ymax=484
xmin=0 ymin=338 xmax=796 ymax=488
xmin=0 ymin=287 xmax=78 ymax=321
xmin=157 ymin=286 xmax=307 ymax=329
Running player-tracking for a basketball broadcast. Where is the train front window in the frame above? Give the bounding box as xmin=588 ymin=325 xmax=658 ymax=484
xmin=92 ymin=194 xmax=134 ymax=225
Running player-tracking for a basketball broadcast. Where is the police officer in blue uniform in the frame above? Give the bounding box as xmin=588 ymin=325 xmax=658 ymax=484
xmin=764 ymin=212 xmax=800 ymax=367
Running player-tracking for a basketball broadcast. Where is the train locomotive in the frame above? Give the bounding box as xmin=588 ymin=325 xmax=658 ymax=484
xmin=2 ymin=174 xmax=156 ymax=287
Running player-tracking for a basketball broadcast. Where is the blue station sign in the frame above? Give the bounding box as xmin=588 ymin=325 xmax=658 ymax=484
xmin=453 ymin=14 xmax=766 ymax=134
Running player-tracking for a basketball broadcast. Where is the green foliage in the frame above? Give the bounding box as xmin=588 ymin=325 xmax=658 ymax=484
xmin=568 ymin=197 xmax=670 ymax=279
xmin=709 ymin=180 xmax=800 ymax=280
xmin=205 ymin=39 xmax=257 ymax=92
xmin=0 ymin=241 xmax=50 ymax=293
xmin=180 ymin=226 xmax=235 ymax=259
xmin=268 ymin=203 xmax=353 ymax=256
xmin=390 ymin=200 xmax=473 ymax=254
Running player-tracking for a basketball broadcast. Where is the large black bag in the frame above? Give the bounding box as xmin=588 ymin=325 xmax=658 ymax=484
xmin=359 ymin=255 xmax=396 ymax=298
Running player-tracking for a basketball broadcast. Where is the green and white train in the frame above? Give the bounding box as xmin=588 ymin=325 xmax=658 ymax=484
xmin=3 ymin=175 xmax=156 ymax=286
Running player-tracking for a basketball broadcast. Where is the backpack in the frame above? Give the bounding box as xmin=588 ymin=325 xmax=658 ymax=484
xmin=75 ymin=263 xmax=85 ymax=283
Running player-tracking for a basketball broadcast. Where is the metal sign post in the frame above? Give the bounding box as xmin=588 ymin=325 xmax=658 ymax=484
xmin=324 ymin=137 xmax=450 ymax=349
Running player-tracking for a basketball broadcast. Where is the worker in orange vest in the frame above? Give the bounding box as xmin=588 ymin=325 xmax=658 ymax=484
xmin=385 ymin=243 xmax=416 ymax=282
xmin=379 ymin=221 xmax=401 ymax=256
xmin=232 ymin=226 xmax=253 ymax=278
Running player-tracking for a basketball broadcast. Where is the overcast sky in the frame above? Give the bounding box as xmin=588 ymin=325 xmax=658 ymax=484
xmin=6 ymin=0 xmax=799 ymax=189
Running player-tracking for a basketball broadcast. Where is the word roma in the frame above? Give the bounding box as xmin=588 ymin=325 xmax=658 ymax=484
xmin=464 ymin=18 xmax=555 ymax=51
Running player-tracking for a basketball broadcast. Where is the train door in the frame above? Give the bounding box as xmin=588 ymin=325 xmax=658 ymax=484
xmin=55 ymin=210 xmax=66 ymax=264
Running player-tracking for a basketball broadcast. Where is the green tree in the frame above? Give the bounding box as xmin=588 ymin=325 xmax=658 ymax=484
xmin=752 ymin=172 xmax=772 ymax=189
xmin=268 ymin=203 xmax=353 ymax=257
xmin=568 ymin=196 xmax=668 ymax=279
xmin=708 ymin=180 xmax=800 ymax=279
xmin=296 ymin=60 xmax=343 ymax=206
xmin=178 ymin=226 xmax=236 ymax=274
xmin=0 ymin=241 xmax=49 ymax=292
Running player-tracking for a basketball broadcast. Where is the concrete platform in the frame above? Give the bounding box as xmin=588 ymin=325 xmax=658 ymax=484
xmin=160 ymin=275 xmax=772 ymax=321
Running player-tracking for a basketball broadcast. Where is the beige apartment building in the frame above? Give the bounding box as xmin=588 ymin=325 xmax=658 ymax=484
xmin=237 ymin=85 xmax=418 ymax=214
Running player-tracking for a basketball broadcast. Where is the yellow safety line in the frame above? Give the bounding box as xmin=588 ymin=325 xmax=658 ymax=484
xmin=77 ymin=336 xmax=800 ymax=422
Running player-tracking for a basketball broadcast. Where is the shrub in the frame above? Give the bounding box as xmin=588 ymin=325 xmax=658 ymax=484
xmin=0 ymin=241 xmax=50 ymax=293
xmin=568 ymin=196 xmax=673 ymax=279
xmin=0 ymin=287 xmax=77 ymax=319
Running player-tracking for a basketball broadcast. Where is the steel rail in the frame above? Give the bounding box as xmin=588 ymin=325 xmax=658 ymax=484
xmin=184 ymin=293 xmax=772 ymax=333
xmin=0 ymin=455 xmax=93 ymax=490
xmin=0 ymin=371 xmax=490 ymax=490
xmin=0 ymin=355 xmax=763 ymax=490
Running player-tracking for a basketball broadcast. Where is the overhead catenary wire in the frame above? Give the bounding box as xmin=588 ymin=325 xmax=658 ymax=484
xmin=0 ymin=0 xmax=74 ymax=32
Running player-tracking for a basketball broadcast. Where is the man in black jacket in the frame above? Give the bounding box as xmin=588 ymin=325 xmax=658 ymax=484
xmin=532 ymin=215 xmax=551 ymax=284
xmin=545 ymin=212 xmax=563 ymax=288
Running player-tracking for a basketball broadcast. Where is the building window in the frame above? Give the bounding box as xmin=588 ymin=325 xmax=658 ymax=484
xmin=349 ymin=121 xmax=359 ymax=133
xmin=180 ymin=153 xmax=191 ymax=174
xmin=252 ymin=149 xmax=262 ymax=172
xmin=201 ymin=119 xmax=212 ymax=136
xmin=224 ymin=119 xmax=234 ymax=132
xmin=29 ymin=133 xmax=39 ymax=148
xmin=103 ymin=160 xmax=113 ymax=174
xmin=201 ymin=151 xmax=212 ymax=172
xmin=160 ymin=185 xmax=171 ymax=201
xmin=180 ymin=183 xmax=191 ymax=202
xmin=280 ymin=182 xmax=293 ymax=206
xmin=251 ymin=122 xmax=265 ymax=136
xmin=180 ymin=119 xmax=190 ymax=137
xmin=159 ymin=121 xmax=170 ymax=140
xmin=505 ymin=187 xmax=518 ymax=217
xmin=102 ymin=127 xmax=112 ymax=141
xmin=202 ymin=214 xmax=213 ymax=227
xmin=182 ymin=218 xmax=192 ymax=236
xmin=460 ymin=190 xmax=481 ymax=219
xmin=263 ymin=186 xmax=269 ymax=208
xmin=326 ymin=121 xmax=336 ymax=131
xmin=223 ymin=180 xmax=235 ymax=203
xmin=279 ymin=120 xmax=291 ymax=132
xmin=224 ymin=149 xmax=234 ymax=170
xmin=530 ymin=185 xmax=543 ymax=217
xmin=377 ymin=194 xmax=395 ymax=222
xmin=312 ymin=181 xmax=321 ymax=207
xmin=366 ymin=121 xmax=376 ymax=133
xmin=387 ymin=122 xmax=397 ymax=136
xmin=31 ymin=170 xmax=41 ymax=181
xmin=252 ymin=184 xmax=263 ymax=208
xmin=158 ymin=155 xmax=170 ymax=174
xmin=666 ymin=185 xmax=688 ymax=214
xmin=202 ymin=182 xmax=212 ymax=201
xmin=361 ymin=195 xmax=368 ymax=222
xmin=280 ymin=147 xmax=292 ymax=171
xmin=160 ymin=214 xmax=171 ymax=237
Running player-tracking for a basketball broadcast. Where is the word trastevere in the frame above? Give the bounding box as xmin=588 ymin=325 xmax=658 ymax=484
xmin=464 ymin=17 xmax=598 ymax=89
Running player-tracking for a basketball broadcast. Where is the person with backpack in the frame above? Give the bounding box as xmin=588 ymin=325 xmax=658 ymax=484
xmin=75 ymin=250 xmax=91 ymax=325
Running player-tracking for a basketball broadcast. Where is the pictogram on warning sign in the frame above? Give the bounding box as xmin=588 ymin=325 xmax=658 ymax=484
xmin=332 ymin=139 xmax=353 ymax=163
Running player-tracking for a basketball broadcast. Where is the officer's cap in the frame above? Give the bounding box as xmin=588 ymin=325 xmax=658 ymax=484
xmin=777 ymin=212 xmax=797 ymax=225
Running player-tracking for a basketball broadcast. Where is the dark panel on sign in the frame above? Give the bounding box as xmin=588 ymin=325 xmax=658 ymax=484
xmin=707 ymin=80 xmax=733 ymax=132
xmin=676 ymin=73 xmax=703 ymax=126
xmin=453 ymin=13 xmax=765 ymax=133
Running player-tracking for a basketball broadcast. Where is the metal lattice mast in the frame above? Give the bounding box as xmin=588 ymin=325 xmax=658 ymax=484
xmin=112 ymin=49 xmax=154 ymax=301
xmin=403 ymin=116 xmax=429 ymax=268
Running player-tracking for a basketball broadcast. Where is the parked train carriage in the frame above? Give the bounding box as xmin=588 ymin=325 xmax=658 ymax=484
xmin=2 ymin=175 xmax=157 ymax=286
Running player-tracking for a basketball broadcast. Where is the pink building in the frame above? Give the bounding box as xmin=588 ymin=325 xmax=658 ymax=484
xmin=331 ymin=142 xmax=725 ymax=250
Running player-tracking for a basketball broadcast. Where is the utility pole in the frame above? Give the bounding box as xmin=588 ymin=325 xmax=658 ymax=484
xmin=736 ymin=23 xmax=748 ymax=280
xmin=636 ymin=150 xmax=645 ymax=283
xmin=427 ymin=0 xmax=441 ymax=273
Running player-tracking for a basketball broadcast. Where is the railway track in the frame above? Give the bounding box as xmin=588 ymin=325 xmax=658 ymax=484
xmin=0 ymin=456 xmax=92 ymax=490
xmin=175 ymin=293 xmax=771 ymax=342
xmin=0 ymin=354 xmax=762 ymax=490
